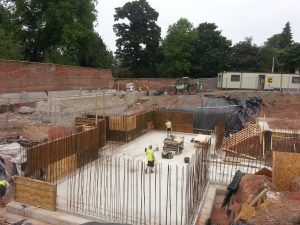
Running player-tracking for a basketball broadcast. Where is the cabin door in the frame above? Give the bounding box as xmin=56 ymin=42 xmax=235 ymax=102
xmin=258 ymin=75 xmax=265 ymax=89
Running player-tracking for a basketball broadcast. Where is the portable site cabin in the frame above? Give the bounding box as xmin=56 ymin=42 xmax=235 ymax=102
xmin=217 ymin=72 xmax=300 ymax=90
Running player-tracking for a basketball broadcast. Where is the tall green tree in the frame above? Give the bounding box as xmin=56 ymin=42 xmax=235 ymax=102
xmin=261 ymin=22 xmax=294 ymax=72
xmin=113 ymin=0 xmax=161 ymax=77
xmin=279 ymin=22 xmax=293 ymax=49
xmin=0 ymin=3 xmax=22 ymax=60
xmin=3 ymin=0 xmax=112 ymax=68
xmin=278 ymin=43 xmax=300 ymax=73
xmin=157 ymin=18 xmax=197 ymax=77
xmin=191 ymin=22 xmax=231 ymax=77
xmin=229 ymin=37 xmax=262 ymax=72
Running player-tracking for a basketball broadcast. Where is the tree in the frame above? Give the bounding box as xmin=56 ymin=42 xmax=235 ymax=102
xmin=229 ymin=37 xmax=262 ymax=72
xmin=157 ymin=18 xmax=197 ymax=77
xmin=191 ymin=22 xmax=231 ymax=77
xmin=278 ymin=43 xmax=300 ymax=73
xmin=261 ymin=22 xmax=294 ymax=72
xmin=3 ymin=0 xmax=112 ymax=68
xmin=113 ymin=0 xmax=161 ymax=77
xmin=279 ymin=22 xmax=293 ymax=49
xmin=0 ymin=3 xmax=22 ymax=60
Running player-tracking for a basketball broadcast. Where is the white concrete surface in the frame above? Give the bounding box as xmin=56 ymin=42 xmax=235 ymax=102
xmin=115 ymin=131 xmax=198 ymax=165
xmin=57 ymin=131 xmax=200 ymax=225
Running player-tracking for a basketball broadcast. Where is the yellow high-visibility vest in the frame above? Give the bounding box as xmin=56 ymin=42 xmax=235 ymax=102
xmin=146 ymin=148 xmax=154 ymax=161
xmin=0 ymin=180 xmax=8 ymax=187
xmin=166 ymin=121 xmax=172 ymax=129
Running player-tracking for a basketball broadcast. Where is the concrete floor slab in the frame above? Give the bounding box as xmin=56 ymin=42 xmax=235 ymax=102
xmin=56 ymin=131 xmax=202 ymax=225
xmin=114 ymin=131 xmax=198 ymax=165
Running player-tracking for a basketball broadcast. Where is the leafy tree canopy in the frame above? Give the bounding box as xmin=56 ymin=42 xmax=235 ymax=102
xmin=263 ymin=22 xmax=294 ymax=72
xmin=278 ymin=43 xmax=300 ymax=73
xmin=113 ymin=0 xmax=161 ymax=77
xmin=157 ymin=18 xmax=197 ymax=77
xmin=229 ymin=37 xmax=262 ymax=72
xmin=0 ymin=3 xmax=22 ymax=60
xmin=1 ymin=0 xmax=112 ymax=68
xmin=191 ymin=22 xmax=231 ymax=77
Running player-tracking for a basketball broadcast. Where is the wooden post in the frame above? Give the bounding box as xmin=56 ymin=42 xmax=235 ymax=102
xmin=102 ymin=91 xmax=105 ymax=117
xmin=95 ymin=94 xmax=98 ymax=126
xmin=54 ymin=98 xmax=57 ymax=128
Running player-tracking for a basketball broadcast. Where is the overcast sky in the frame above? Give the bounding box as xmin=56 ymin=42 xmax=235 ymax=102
xmin=95 ymin=0 xmax=300 ymax=52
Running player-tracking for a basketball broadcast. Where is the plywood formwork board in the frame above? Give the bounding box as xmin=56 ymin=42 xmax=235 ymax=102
xmin=154 ymin=111 xmax=194 ymax=133
xmin=14 ymin=176 xmax=56 ymax=211
xmin=47 ymin=154 xmax=77 ymax=182
xmin=272 ymin=151 xmax=300 ymax=191
xmin=26 ymin=125 xmax=102 ymax=178
xmin=109 ymin=115 xmax=137 ymax=131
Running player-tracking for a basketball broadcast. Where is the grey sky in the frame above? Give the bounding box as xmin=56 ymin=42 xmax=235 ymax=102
xmin=95 ymin=0 xmax=300 ymax=52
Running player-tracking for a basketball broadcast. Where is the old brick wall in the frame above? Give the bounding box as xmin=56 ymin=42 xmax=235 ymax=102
xmin=0 ymin=60 xmax=113 ymax=93
xmin=114 ymin=78 xmax=217 ymax=90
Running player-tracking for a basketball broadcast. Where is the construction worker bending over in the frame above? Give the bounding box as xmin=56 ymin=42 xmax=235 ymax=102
xmin=145 ymin=145 xmax=155 ymax=173
xmin=166 ymin=120 xmax=172 ymax=137
xmin=0 ymin=179 xmax=9 ymax=206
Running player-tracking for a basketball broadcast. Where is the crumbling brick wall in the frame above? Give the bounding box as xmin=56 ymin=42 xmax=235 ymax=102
xmin=0 ymin=59 xmax=113 ymax=93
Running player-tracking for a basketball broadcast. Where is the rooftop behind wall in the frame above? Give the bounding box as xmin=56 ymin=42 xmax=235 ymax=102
xmin=0 ymin=59 xmax=113 ymax=93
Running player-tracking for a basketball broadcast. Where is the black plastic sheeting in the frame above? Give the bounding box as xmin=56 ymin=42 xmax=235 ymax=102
xmin=221 ymin=170 xmax=245 ymax=208
xmin=159 ymin=96 xmax=262 ymax=132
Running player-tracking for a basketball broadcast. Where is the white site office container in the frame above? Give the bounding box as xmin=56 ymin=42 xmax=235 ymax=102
xmin=218 ymin=72 xmax=300 ymax=91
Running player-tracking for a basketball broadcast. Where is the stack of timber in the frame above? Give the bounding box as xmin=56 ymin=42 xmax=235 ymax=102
xmin=192 ymin=134 xmax=211 ymax=148
xmin=221 ymin=123 xmax=261 ymax=159
xmin=163 ymin=136 xmax=184 ymax=155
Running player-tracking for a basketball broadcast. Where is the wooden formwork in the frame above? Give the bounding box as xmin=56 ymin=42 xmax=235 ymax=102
xmin=47 ymin=154 xmax=77 ymax=182
xmin=154 ymin=111 xmax=194 ymax=133
xmin=272 ymin=151 xmax=300 ymax=191
xmin=106 ymin=111 xmax=154 ymax=142
xmin=109 ymin=115 xmax=136 ymax=131
xmin=75 ymin=117 xmax=103 ymax=127
xmin=26 ymin=122 xmax=105 ymax=182
xmin=14 ymin=176 xmax=56 ymax=211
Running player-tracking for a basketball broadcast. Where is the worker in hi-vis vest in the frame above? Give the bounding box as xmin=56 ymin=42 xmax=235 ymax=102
xmin=165 ymin=119 xmax=172 ymax=137
xmin=0 ymin=179 xmax=9 ymax=206
xmin=145 ymin=145 xmax=155 ymax=173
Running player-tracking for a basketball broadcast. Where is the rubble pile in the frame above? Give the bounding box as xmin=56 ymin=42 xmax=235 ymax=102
xmin=208 ymin=171 xmax=300 ymax=225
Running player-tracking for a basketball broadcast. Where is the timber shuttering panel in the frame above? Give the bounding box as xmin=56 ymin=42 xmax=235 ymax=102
xmin=25 ymin=119 xmax=106 ymax=182
xmin=154 ymin=111 xmax=194 ymax=133
xmin=106 ymin=111 xmax=154 ymax=142
xmin=105 ymin=110 xmax=194 ymax=142
xmin=272 ymin=152 xmax=300 ymax=191
xmin=14 ymin=176 xmax=56 ymax=211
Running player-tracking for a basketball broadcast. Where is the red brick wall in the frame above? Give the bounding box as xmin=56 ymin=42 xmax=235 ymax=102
xmin=0 ymin=60 xmax=113 ymax=93
xmin=114 ymin=78 xmax=217 ymax=90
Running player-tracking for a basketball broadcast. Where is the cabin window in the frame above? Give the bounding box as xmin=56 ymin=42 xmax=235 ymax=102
xmin=231 ymin=75 xmax=240 ymax=82
xmin=292 ymin=77 xmax=300 ymax=83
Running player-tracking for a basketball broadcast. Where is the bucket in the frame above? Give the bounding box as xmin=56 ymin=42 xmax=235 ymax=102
xmin=184 ymin=157 xmax=190 ymax=163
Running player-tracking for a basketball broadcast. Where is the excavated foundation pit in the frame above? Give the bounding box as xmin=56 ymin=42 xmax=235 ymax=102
xmin=56 ymin=131 xmax=201 ymax=224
